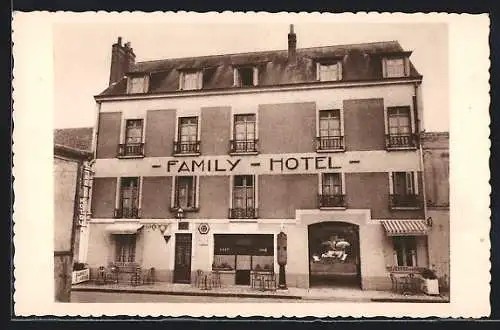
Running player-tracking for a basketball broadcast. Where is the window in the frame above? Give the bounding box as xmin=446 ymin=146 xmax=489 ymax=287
xmin=317 ymin=62 xmax=342 ymax=81
xmin=234 ymin=67 xmax=258 ymax=87
xmin=175 ymin=117 xmax=200 ymax=154
xmin=115 ymin=234 xmax=136 ymax=263
xmin=392 ymin=236 xmax=417 ymax=267
xmin=230 ymin=175 xmax=256 ymax=219
xmin=118 ymin=119 xmax=144 ymax=157
xmin=390 ymin=172 xmax=420 ymax=209
xmin=231 ymin=114 xmax=257 ymax=153
xmin=127 ymin=76 xmax=147 ymax=94
xmin=383 ymin=58 xmax=408 ymax=78
xmin=386 ymin=107 xmax=414 ymax=149
xmin=174 ymin=176 xmax=197 ymax=210
xmin=180 ymin=70 xmax=202 ymax=90
xmin=317 ymin=110 xmax=343 ymax=151
xmin=117 ymin=177 xmax=140 ymax=218
xmin=213 ymin=234 xmax=273 ymax=272
xmin=319 ymin=173 xmax=345 ymax=208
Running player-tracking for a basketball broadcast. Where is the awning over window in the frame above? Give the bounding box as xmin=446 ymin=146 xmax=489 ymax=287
xmin=381 ymin=220 xmax=428 ymax=236
xmin=105 ymin=223 xmax=143 ymax=235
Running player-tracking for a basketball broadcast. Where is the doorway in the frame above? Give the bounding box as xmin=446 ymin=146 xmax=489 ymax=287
xmin=173 ymin=233 xmax=192 ymax=284
xmin=308 ymin=222 xmax=361 ymax=288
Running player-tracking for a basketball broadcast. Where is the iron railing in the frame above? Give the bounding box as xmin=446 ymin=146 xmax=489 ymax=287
xmin=173 ymin=140 xmax=201 ymax=154
xmin=389 ymin=194 xmax=422 ymax=209
xmin=316 ymin=136 xmax=344 ymax=151
xmin=229 ymin=139 xmax=258 ymax=153
xmin=318 ymin=194 xmax=347 ymax=208
xmin=229 ymin=207 xmax=258 ymax=219
xmin=114 ymin=207 xmax=140 ymax=219
xmin=117 ymin=143 xmax=144 ymax=157
xmin=385 ymin=134 xmax=417 ymax=149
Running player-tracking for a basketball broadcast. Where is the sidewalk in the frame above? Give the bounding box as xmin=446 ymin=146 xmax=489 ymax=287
xmin=72 ymin=281 xmax=450 ymax=303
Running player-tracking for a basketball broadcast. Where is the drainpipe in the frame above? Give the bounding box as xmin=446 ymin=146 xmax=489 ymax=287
xmin=414 ymin=83 xmax=431 ymax=268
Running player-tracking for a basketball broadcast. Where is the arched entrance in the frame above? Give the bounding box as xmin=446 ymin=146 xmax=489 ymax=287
xmin=308 ymin=222 xmax=361 ymax=288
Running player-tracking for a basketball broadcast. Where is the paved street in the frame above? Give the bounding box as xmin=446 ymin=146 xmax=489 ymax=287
xmin=71 ymin=291 xmax=309 ymax=303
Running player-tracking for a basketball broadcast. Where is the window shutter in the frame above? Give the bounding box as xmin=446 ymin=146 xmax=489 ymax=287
xmin=382 ymin=58 xmax=387 ymax=78
xmin=413 ymin=172 xmax=419 ymax=195
xmin=197 ymin=71 xmax=203 ymax=89
xmin=404 ymin=58 xmax=410 ymax=76
xmin=316 ymin=62 xmax=321 ymax=81
xmin=178 ymin=72 xmax=184 ymax=90
xmin=405 ymin=172 xmax=414 ymax=194
xmin=337 ymin=62 xmax=343 ymax=80
xmin=388 ymin=172 xmax=394 ymax=194
xmin=252 ymin=67 xmax=259 ymax=86
xmin=233 ymin=68 xmax=239 ymax=86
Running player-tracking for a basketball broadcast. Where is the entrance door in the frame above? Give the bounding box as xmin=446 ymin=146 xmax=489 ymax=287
xmin=174 ymin=233 xmax=192 ymax=284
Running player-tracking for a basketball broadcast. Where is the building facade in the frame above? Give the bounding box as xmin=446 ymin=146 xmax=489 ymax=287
xmin=422 ymin=132 xmax=450 ymax=291
xmin=86 ymin=27 xmax=434 ymax=290
xmin=54 ymin=143 xmax=92 ymax=301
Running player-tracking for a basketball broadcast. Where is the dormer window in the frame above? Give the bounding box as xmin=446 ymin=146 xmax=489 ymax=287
xmin=127 ymin=75 xmax=148 ymax=94
xmin=233 ymin=66 xmax=258 ymax=87
xmin=316 ymin=61 xmax=342 ymax=82
xmin=179 ymin=70 xmax=203 ymax=90
xmin=382 ymin=57 xmax=410 ymax=78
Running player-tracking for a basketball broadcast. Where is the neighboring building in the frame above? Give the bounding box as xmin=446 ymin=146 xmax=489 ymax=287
xmin=86 ymin=26 xmax=432 ymax=290
xmin=422 ymin=132 xmax=450 ymax=291
xmin=54 ymin=143 xmax=92 ymax=301
xmin=54 ymin=127 xmax=94 ymax=264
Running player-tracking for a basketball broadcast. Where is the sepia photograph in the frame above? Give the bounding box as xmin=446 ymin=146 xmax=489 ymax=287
xmin=12 ymin=12 xmax=490 ymax=317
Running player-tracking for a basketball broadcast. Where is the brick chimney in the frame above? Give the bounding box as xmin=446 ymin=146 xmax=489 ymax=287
xmin=288 ymin=24 xmax=297 ymax=63
xmin=109 ymin=37 xmax=136 ymax=86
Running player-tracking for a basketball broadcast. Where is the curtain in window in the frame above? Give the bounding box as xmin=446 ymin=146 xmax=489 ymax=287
xmin=183 ymin=72 xmax=199 ymax=90
xmin=233 ymin=175 xmax=254 ymax=209
xmin=393 ymin=172 xmax=414 ymax=196
xmin=393 ymin=237 xmax=417 ymax=267
xmin=125 ymin=120 xmax=143 ymax=144
xmin=179 ymin=117 xmax=198 ymax=142
xmin=121 ymin=178 xmax=139 ymax=211
xmin=319 ymin=110 xmax=341 ymax=137
xmin=234 ymin=114 xmax=256 ymax=141
xmin=322 ymin=173 xmax=342 ymax=196
xmin=176 ymin=176 xmax=195 ymax=208
xmin=115 ymin=235 xmax=136 ymax=263
xmin=388 ymin=108 xmax=411 ymax=135
xmin=129 ymin=77 xmax=145 ymax=94
xmin=386 ymin=58 xmax=405 ymax=78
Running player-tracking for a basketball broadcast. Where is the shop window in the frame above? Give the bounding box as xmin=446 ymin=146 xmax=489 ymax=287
xmin=317 ymin=110 xmax=343 ymax=151
xmin=115 ymin=234 xmax=136 ymax=263
xmin=213 ymin=234 xmax=273 ymax=272
xmin=386 ymin=106 xmax=415 ymax=149
xmin=174 ymin=117 xmax=200 ymax=155
xmin=173 ymin=176 xmax=198 ymax=211
xmin=116 ymin=177 xmax=140 ymax=218
xmin=231 ymin=114 xmax=257 ymax=153
xmin=392 ymin=236 xmax=417 ymax=267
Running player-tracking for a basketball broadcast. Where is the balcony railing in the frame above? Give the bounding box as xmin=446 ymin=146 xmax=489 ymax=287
xmin=389 ymin=194 xmax=422 ymax=209
xmin=316 ymin=136 xmax=344 ymax=151
xmin=117 ymin=143 xmax=144 ymax=158
xmin=114 ymin=207 xmax=140 ymax=219
xmin=385 ymin=134 xmax=417 ymax=149
xmin=318 ymin=194 xmax=347 ymax=208
xmin=229 ymin=207 xmax=258 ymax=219
xmin=173 ymin=141 xmax=201 ymax=155
xmin=229 ymin=139 xmax=258 ymax=154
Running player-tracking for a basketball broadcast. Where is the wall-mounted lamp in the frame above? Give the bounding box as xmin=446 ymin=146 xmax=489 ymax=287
xmin=176 ymin=207 xmax=185 ymax=220
xmin=159 ymin=224 xmax=167 ymax=234
xmin=426 ymin=217 xmax=433 ymax=227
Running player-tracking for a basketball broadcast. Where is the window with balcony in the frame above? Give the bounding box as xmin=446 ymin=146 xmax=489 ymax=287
xmin=118 ymin=119 xmax=144 ymax=158
xmin=386 ymin=107 xmax=416 ymax=149
xmin=230 ymin=175 xmax=257 ymax=219
xmin=179 ymin=70 xmax=203 ymax=90
xmin=234 ymin=66 xmax=258 ymax=87
xmin=116 ymin=177 xmax=140 ymax=218
xmin=319 ymin=173 xmax=346 ymax=208
xmin=392 ymin=236 xmax=417 ymax=267
xmin=174 ymin=117 xmax=200 ymax=155
xmin=383 ymin=57 xmax=409 ymax=78
xmin=390 ymin=172 xmax=420 ymax=209
xmin=115 ymin=234 xmax=136 ymax=263
xmin=173 ymin=176 xmax=198 ymax=211
xmin=230 ymin=114 xmax=258 ymax=154
xmin=317 ymin=61 xmax=342 ymax=82
xmin=317 ymin=109 xmax=344 ymax=151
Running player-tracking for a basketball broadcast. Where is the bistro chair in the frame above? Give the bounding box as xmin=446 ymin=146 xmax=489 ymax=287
xmin=251 ymin=272 xmax=265 ymax=291
xmin=105 ymin=264 xmax=119 ymax=284
xmin=194 ymin=269 xmax=204 ymax=288
xmin=264 ymin=273 xmax=277 ymax=291
xmin=96 ymin=266 xmax=106 ymax=285
xmin=130 ymin=266 xmax=142 ymax=286
xmin=211 ymin=270 xmax=221 ymax=288
xmin=389 ymin=272 xmax=401 ymax=293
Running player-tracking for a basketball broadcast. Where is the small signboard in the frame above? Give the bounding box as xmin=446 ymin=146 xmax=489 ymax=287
xmin=198 ymin=223 xmax=210 ymax=235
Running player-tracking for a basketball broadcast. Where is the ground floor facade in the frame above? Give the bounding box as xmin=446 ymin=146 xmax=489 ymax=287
xmin=84 ymin=209 xmax=432 ymax=291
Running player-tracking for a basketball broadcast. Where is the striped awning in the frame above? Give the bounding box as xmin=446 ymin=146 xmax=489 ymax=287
xmin=105 ymin=223 xmax=143 ymax=235
xmin=381 ymin=220 xmax=428 ymax=236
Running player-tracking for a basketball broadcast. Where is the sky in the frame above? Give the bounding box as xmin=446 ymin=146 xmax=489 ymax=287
xmin=53 ymin=21 xmax=448 ymax=131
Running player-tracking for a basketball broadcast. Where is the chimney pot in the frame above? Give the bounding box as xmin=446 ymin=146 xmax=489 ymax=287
xmin=117 ymin=37 xmax=122 ymax=45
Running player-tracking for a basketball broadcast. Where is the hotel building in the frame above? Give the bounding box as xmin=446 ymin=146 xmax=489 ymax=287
xmin=84 ymin=26 xmax=436 ymax=290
